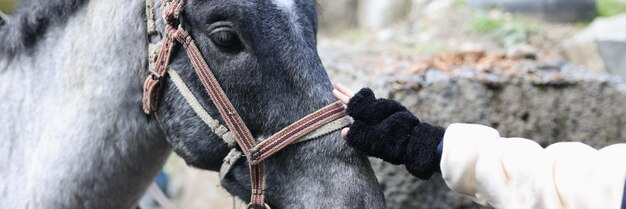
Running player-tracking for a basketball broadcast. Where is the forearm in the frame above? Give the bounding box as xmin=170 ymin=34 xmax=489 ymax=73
xmin=441 ymin=123 xmax=626 ymax=209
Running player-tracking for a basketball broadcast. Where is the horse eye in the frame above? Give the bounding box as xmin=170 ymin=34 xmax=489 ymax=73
xmin=209 ymin=30 xmax=242 ymax=50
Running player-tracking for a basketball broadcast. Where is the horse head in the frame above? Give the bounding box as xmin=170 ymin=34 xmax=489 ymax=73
xmin=150 ymin=0 xmax=386 ymax=208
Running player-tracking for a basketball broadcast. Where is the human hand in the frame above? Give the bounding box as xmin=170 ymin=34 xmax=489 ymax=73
xmin=333 ymin=83 xmax=420 ymax=165
xmin=331 ymin=83 xmax=354 ymax=138
xmin=332 ymin=83 xmax=409 ymax=138
xmin=332 ymin=83 xmax=445 ymax=179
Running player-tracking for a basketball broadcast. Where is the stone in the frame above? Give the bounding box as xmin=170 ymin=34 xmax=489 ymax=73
xmin=563 ymin=14 xmax=626 ymax=80
xmin=506 ymin=44 xmax=538 ymax=60
xmin=371 ymin=158 xmax=491 ymax=209
xmin=374 ymin=66 xmax=626 ymax=209
xmin=596 ymin=40 xmax=626 ymax=80
xmin=467 ymin=0 xmax=596 ymax=22
xmin=358 ymin=0 xmax=411 ymax=30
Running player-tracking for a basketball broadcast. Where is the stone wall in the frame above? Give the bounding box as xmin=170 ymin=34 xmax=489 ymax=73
xmin=372 ymin=66 xmax=626 ymax=209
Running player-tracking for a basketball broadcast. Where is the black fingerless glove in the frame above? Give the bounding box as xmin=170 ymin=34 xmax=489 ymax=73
xmin=345 ymin=88 xmax=445 ymax=180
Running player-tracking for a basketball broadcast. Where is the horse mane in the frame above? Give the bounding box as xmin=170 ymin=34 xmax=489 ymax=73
xmin=0 ymin=0 xmax=87 ymax=54
xmin=0 ymin=0 xmax=320 ymax=55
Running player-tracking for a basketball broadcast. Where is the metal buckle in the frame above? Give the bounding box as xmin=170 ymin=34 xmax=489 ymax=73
xmin=148 ymin=69 xmax=161 ymax=80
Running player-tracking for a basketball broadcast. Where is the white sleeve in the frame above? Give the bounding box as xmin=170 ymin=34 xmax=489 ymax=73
xmin=440 ymin=123 xmax=626 ymax=209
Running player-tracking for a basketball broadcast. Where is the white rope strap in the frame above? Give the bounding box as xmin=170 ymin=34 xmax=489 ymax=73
xmin=168 ymin=69 xmax=351 ymax=180
xmin=169 ymin=70 xmax=237 ymax=147
xmin=219 ymin=148 xmax=243 ymax=179
xmin=294 ymin=116 xmax=351 ymax=144
xmin=0 ymin=10 xmax=8 ymax=25
xmin=145 ymin=0 xmax=158 ymax=37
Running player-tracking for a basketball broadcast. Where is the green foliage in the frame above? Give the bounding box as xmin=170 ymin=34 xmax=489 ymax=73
xmin=471 ymin=14 xmax=538 ymax=47
xmin=578 ymin=0 xmax=626 ymax=26
xmin=596 ymin=0 xmax=626 ymax=17
xmin=338 ymin=29 xmax=369 ymax=42
xmin=416 ymin=42 xmax=446 ymax=53
xmin=453 ymin=0 xmax=467 ymax=8
xmin=0 ymin=0 xmax=20 ymax=13
xmin=472 ymin=15 xmax=503 ymax=33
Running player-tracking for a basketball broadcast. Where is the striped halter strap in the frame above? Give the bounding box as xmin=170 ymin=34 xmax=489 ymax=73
xmin=143 ymin=0 xmax=349 ymax=208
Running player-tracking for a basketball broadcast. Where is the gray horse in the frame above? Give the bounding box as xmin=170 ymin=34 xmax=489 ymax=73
xmin=0 ymin=0 xmax=386 ymax=208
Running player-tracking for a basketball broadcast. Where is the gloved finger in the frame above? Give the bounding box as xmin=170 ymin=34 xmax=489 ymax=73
xmin=347 ymin=118 xmax=408 ymax=165
xmin=375 ymin=111 xmax=420 ymax=135
xmin=346 ymin=88 xmax=377 ymax=121
xmin=345 ymin=120 xmax=375 ymax=153
xmin=347 ymin=88 xmax=409 ymax=124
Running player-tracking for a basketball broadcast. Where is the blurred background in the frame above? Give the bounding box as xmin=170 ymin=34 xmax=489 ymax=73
xmin=2 ymin=0 xmax=625 ymax=208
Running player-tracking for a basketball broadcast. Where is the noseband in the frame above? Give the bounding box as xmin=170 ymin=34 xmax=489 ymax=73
xmin=143 ymin=0 xmax=349 ymax=208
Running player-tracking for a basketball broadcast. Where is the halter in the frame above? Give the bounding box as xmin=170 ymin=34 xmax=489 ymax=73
xmin=0 ymin=11 xmax=7 ymax=25
xmin=143 ymin=0 xmax=349 ymax=208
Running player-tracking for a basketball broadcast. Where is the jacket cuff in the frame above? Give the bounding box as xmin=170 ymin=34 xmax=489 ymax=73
xmin=440 ymin=123 xmax=500 ymax=196
xmin=436 ymin=138 xmax=444 ymax=172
